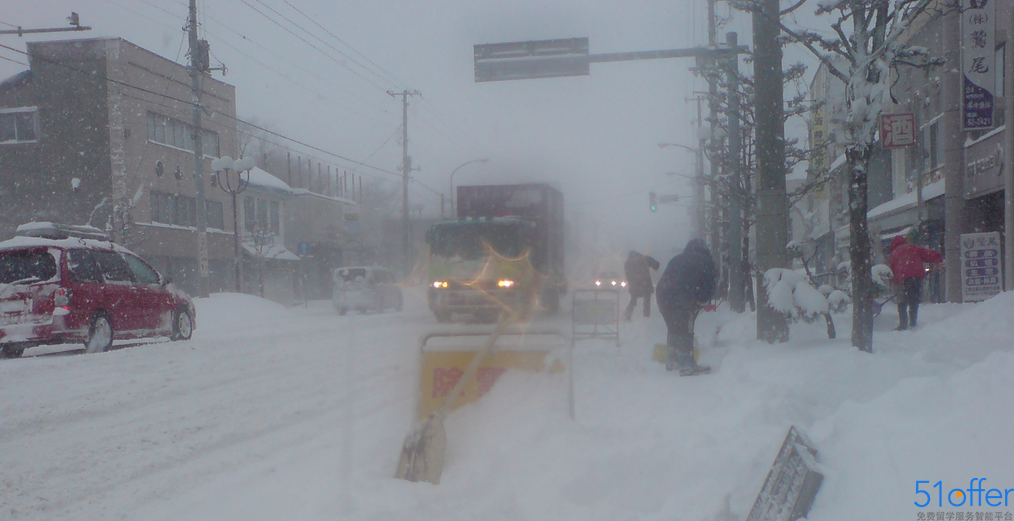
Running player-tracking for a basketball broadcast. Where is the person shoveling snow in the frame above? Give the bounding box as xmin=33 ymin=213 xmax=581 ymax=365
xmin=655 ymin=238 xmax=717 ymax=376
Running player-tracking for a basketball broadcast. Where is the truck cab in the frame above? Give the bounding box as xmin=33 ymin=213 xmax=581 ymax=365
xmin=425 ymin=183 xmax=566 ymax=322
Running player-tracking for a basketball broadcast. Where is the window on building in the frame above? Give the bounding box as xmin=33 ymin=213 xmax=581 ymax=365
xmin=206 ymin=200 xmax=224 ymax=230
xmin=150 ymin=191 xmax=199 ymax=227
xmin=243 ymin=196 xmax=255 ymax=232
xmin=146 ymin=111 xmax=219 ymax=156
xmin=256 ymin=198 xmax=268 ymax=232
xmin=269 ymin=200 xmax=280 ymax=235
xmin=0 ymin=108 xmax=39 ymax=144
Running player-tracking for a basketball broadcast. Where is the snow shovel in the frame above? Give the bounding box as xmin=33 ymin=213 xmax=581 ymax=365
xmin=395 ymin=311 xmax=511 ymax=484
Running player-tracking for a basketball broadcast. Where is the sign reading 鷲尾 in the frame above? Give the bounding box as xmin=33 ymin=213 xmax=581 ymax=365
xmin=960 ymin=231 xmax=1003 ymax=302
xmin=961 ymin=0 xmax=996 ymax=130
xmin=880 ymin=113 xmax=916 ymax=148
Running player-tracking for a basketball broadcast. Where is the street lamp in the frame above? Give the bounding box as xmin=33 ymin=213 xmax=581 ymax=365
xmin=212 ymin=155 xmax=256 ymax=292
xmin=659 ymin=142 xmax=706 ymax=241
xmin=448 ymin=158 xmax=489 ymax=218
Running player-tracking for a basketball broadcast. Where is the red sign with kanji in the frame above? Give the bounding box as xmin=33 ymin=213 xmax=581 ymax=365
xmin=880 ymin=113 xmax=916 ymax=148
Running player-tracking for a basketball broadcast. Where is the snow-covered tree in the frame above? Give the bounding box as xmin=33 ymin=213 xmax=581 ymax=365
xmin=762 ymin=0 xmax=947 ymax=352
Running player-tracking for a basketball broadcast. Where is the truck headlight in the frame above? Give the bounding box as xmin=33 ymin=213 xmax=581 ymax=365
xmin=595 ymin=280 xmax=602 ymax=286
xmin=610 ymin=280 xmax=617 ymax=286
xmin=620 ymin=281 xmax=627 ymax=287
xmin=432 ymin=281 xmax=449 ymax=288
xmin=497 ymin=279 xmax=514 ymax=288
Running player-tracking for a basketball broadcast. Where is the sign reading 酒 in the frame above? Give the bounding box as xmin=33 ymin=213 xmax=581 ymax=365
xmin=474 ymin=38 xmax=590 ymax=82
xmin=961 ymin=0 xmax=996 ymax=130
xmin=879 ymin=113 xmax=916 ymax=148
xmin=960 ymin=231 xmax=1003 ymax=302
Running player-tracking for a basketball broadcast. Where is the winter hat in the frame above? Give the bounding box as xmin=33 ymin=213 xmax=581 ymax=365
xmin=890 ymin=235 xmax=908 ymax=252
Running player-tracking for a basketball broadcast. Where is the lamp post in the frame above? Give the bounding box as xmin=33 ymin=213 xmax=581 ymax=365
xmin=658 ymin=142 xmax=705 ymax=240
xmin=212 ymin=155 xmax=256 ymax=292
xmin=448 ymin=158 xmax=489 ymax=218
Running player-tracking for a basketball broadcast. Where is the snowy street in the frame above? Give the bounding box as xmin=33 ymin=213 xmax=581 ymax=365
xmin=3 ymin=289 xmax=1014 ymax=520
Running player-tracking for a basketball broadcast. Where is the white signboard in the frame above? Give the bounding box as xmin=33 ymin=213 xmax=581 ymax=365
xmin=960 ymin=231 xmax=1003 ymax=302
xmin=961 ymin=0 xmax=996 ymax=130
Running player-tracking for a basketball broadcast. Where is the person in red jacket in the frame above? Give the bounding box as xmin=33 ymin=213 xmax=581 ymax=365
xmin=887 ymin=235 xmax=943 ymax=330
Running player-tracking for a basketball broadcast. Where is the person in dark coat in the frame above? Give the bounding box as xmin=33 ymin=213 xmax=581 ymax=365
xmin=656 ymin=238 xmax=717 ymax=375
xmin=887 ymin=235 xmax=943 ymax=330
xmin=623 ymin=251 xmax=660 ymax=320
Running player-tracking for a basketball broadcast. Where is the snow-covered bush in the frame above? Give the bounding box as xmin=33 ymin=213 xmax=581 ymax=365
xmin=818 ymin=284 xmax=833 ymax=297
xmin=827 ymin=290 xmax=850 ymax=314
xmin=763 ymin=268 xmax=829 ymax=320
xmin=871 ymin=264 xmax=893 ymax=290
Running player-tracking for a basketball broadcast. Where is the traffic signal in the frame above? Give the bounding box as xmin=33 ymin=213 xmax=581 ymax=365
xmin=649 ymin=191 xmax=658 ymax=212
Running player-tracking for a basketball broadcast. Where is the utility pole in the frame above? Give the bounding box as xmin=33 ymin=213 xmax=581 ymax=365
xmin=388 ymin=89 xmax=421 ymax=276
xmin=724 ymin=32 xmax=745 ymax=313
xmin=752 ymin=0 xmax=789 ymax=342
xmin=188 ymin=0 xmax=211 ymax=298
xmin=687 ymin=96 xmax=707 ymax=241
xmin=705 ymin=0 xmax=722 ymax=267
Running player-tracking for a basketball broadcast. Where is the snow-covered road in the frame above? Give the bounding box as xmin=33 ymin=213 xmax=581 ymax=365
xmin=3 ymin=289 xmax=1013 ymax=520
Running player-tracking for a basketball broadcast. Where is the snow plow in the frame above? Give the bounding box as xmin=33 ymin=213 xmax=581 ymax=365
xmin=395 ymin=316 xmax=570 ymax=484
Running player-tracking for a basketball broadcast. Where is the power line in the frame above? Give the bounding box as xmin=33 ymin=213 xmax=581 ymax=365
xmin=0 ymin=54 xmax=26 ymax=66
xmin=276 ymin=0 xmax=409 ymax=90
xmin=0 ymin=42 xmax=401 ymax=178
xmin=123 ymin=0 xmax=393 ymax=125
xmin=236 ymin=0 xmax=393 ymax=94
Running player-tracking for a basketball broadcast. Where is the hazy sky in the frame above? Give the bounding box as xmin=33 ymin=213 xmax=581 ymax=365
xmin=1 ymin=0 xmax=817 ymax=260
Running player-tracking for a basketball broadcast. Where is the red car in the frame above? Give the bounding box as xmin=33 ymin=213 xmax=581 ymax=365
xmin=0 ymin=223 xmax=195 ymax=358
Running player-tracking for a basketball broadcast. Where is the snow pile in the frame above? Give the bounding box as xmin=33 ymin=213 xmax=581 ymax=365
xmin=3 ymin=289 xmax=1014 ymax=521
xmin=764 ymin=268 xmax=829 ymax=318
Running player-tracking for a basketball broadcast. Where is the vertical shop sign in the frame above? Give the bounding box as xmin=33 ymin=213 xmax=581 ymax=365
xmin=960 ymin=231 xmax=1003 ymax=301
xmin=961 ymin=0 xmax=996 ymax=130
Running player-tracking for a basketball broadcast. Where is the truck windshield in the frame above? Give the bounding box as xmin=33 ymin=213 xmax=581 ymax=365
xmin=428 ymin=223 xmax=525 ymax=260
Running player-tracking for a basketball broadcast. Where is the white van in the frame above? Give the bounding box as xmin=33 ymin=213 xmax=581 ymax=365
xmin=332 ymin=266 xmax=403 ymax=315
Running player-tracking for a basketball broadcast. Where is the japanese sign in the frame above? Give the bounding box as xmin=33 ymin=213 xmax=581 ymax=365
xmin=960 ymin=231 xmax=1003 ymax=302
xmin=880 ymin=113 xmax=916 ymax=147
xmin=961 ymin=0 xmax=996 ymax=130
xmin=745 ymin=426 xmax=824 ymax=521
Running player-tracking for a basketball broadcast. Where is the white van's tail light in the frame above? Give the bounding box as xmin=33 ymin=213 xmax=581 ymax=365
xmin=54 ymin=288 xmax=70 ymax=309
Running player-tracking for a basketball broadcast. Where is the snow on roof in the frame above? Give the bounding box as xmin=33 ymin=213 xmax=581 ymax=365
xmin=867 ymin=179 xmax=945 ymax=219
xmin=242 ymin=242 xmax=300 ymax=261
xmin=0 ymin=235 xmax=131 ymax=254
xmin=245 ymin=167 xmax=291 ymax=193
xmin=289 ymin=188 xmax=357 ymax=205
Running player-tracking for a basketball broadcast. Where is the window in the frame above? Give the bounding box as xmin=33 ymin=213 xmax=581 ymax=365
xmin=146 ymin=111 xmax=219 ymax=156
xmin=91 ymin=251 xmax=135 ymax=284
xmin=207 ymin=200 xmax=224 ymax=230
xmin=150 ymin=191 xmax=199 ymax=227
xmin=67 ymin=250 xmax=103 ymax=283
xmin=257 ymin=198 xmax=268 ymax=232
xmin=0 ymin=108 xmax=38 ymax=144
xmin=123 ymin=254 xmax=160 ymax=285
xmin=244 ymin=196 xmax=255 ymax=232
xmin=0 ymin=249 xmax=57 ymax=284
xmin=270 ymin=200 xmax=280 ymax=235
